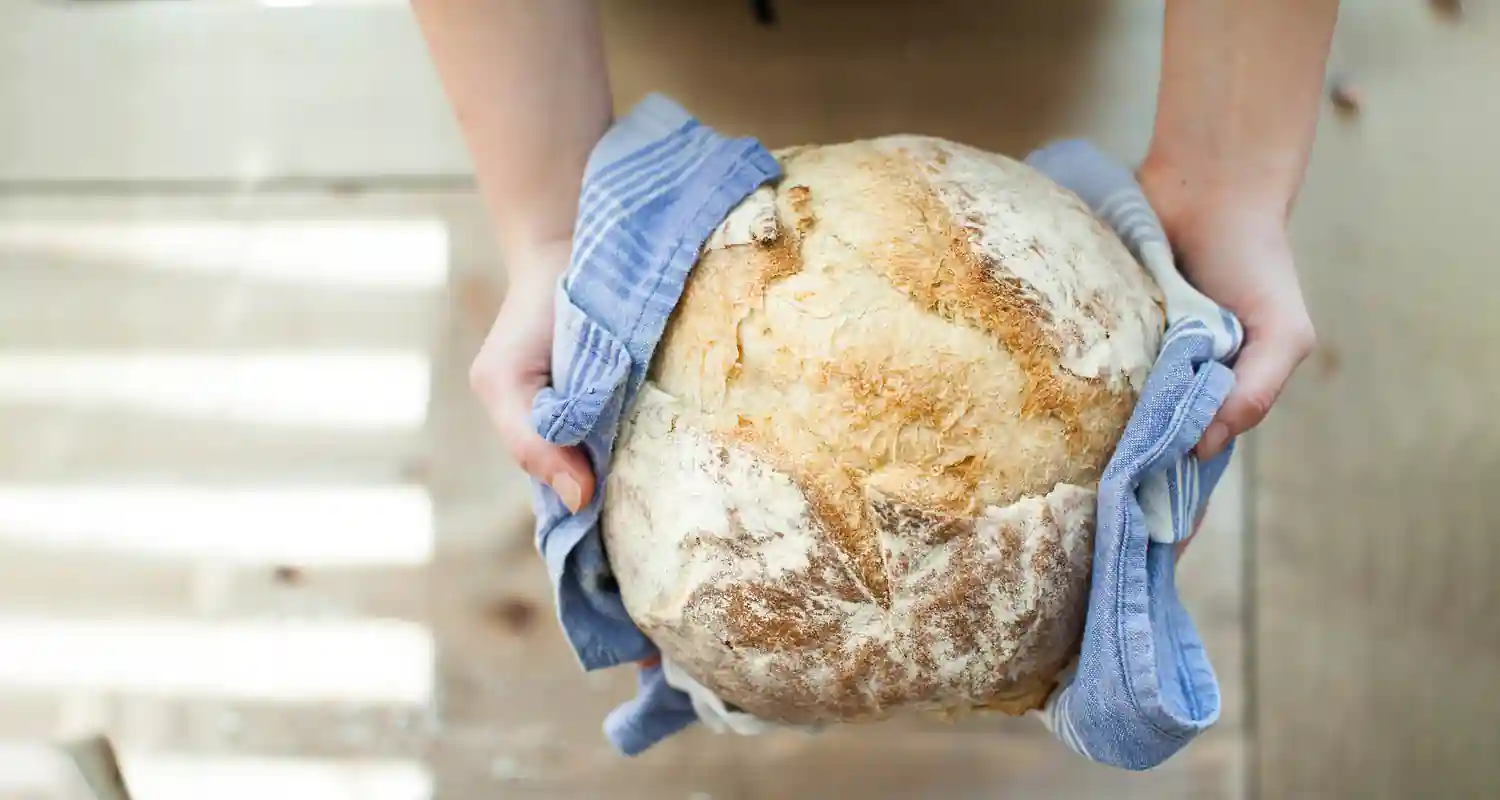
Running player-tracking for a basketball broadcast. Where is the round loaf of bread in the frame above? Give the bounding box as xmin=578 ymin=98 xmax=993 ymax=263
xmin=601 ymin=135 xmax=1165 ymax=727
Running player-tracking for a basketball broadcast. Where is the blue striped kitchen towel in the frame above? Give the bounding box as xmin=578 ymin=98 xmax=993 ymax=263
xmin=1024 ymin=139 xmax=1244 ymax=770
xmin=528 ymin=93 xmax=1244 ymax=768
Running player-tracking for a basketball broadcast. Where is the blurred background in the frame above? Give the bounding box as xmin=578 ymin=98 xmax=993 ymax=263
xmin=0 ymin=0 xmax=1495 ymax=798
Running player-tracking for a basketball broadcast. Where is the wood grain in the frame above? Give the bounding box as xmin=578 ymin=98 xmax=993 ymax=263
xmin=1255 ymin=3 xmax=1500 ymax=797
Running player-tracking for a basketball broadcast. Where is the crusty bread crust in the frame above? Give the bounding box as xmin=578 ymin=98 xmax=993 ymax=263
xmin=602 ymin=136 xmax=1164 ymax=726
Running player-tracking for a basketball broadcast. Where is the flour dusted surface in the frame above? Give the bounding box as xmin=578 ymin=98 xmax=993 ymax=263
xmin=873 ymin=136 xmax=1161 ymax=391
xmin=604 ymin=386 xmax=1096 ymax=725
xmin=601 ymin=134 xmax=1164 ymax=726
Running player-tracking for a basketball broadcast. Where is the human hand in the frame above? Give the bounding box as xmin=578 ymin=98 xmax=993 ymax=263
xmin=1138 ymin=169 xmax=1317 ymax=461
xmin=468 ymin=242 xmax=596 ymax=513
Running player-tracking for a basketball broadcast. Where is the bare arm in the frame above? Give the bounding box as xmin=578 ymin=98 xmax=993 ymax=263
xmin=1140 ymin=0 xmax=1338 ymax=465
xmin=1142 ymin=0 xmax=1339 ymax=220
xmin=411 ymin=0 xmax=611 ymax=278
xmin=412 ymin=0 xmax=612 ymax=512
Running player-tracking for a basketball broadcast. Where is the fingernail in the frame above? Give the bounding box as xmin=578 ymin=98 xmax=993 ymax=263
xmin=1198 ymin=422 xmax=1228 ymax=459
xmin=551 ymin=472 xmax=583 ymax=513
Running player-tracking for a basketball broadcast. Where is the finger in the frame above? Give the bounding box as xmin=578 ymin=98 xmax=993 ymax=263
xmin=512 ymin=433 xmax=597 ymax=514
xmin=1196 ymin=326 xmax=1314 ymax=459
xmin=1196 ymin=342 xmax=1284 ymax=459
xmin=471 ymin=370 xmax=597 ymax=514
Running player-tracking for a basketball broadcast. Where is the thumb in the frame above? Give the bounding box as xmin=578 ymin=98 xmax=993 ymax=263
xmin=1195 ymin=325 xmax=1314 ymax=459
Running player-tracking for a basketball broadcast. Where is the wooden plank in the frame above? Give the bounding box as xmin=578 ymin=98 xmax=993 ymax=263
xmin=0 ymin=192 xmax=461 ymax=352
xmin=0 ymin=548 xmax=427 ymax=623
xmin=0 ymin=695 xmax=436 ymax=764
xmin=0 ymin=406 xmax=425 ymax=483
xmin=0 ymin=2 xmax=465 ymax=184
xmin=1255 ymin=3 xmax=1500 ymax=797
xmin=0 ymin=268 xmax=441 ymax=352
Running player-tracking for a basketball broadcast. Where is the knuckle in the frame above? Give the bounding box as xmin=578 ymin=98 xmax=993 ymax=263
xmin=1287 ymin=318 xmax=1319 ymax=359
xmin=467 ymin=362 xmax=538 ymax=471
xmin=504 ymin=431 xmax=544 ymax=476
xmin=1238 ymin=389 xmax=1277 ymax=423
xmin=467 ymin=358 xmax=496 ymax=398
xmin=510 ymin=445 xmax=539 ymax=477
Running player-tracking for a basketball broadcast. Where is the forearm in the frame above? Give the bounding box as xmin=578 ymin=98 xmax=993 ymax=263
xmin=1142 ymin=0 xmax=1339 ymax=220
xmin=412 ymin=0 xmax=611 ymax=279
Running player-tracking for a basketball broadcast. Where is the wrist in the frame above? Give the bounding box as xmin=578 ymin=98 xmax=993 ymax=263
xmin=1136 ymin=153 xmax=1291 ymax=246
xmin=500 ymin=237 xmax=572 ymax=300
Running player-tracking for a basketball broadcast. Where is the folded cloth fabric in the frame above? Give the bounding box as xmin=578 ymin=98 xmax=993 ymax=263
xmin=529 ymin=92 xmax=1243 ymax=768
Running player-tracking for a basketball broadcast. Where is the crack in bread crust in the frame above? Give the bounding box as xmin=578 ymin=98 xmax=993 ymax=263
xmin=604 ymin=388 xmax=1094 ymax=725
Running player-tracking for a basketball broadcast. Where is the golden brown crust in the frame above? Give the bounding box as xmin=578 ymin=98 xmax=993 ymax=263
xmin=604 ymin=403 xmax=1094 ymax=724
xmin=608 ymin=135 xmax=1163 ymax=726
xmin=780 ymin=144 xmax=1139 ymax=463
